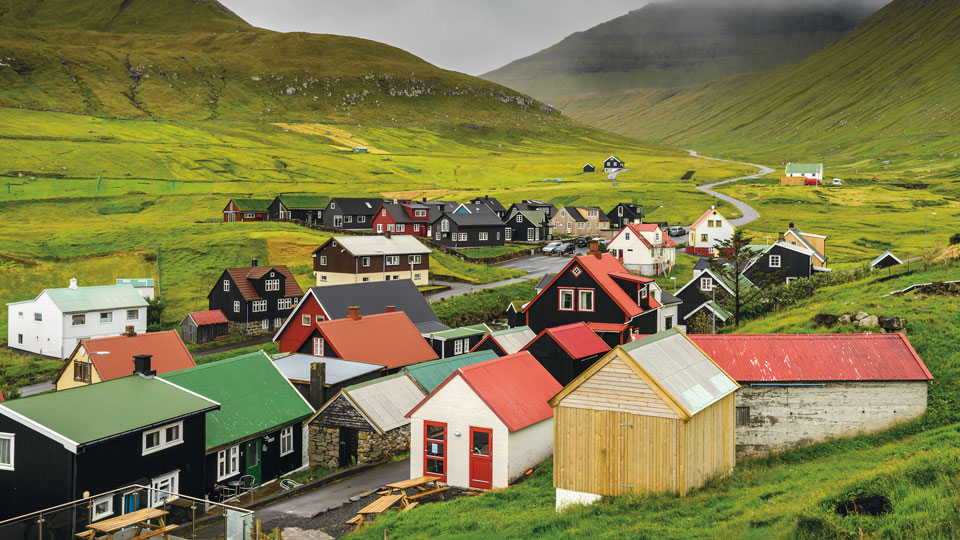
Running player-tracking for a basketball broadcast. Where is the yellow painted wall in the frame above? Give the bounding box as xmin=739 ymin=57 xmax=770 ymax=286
xmin=55 ymin=345 xmax=103 ymax=391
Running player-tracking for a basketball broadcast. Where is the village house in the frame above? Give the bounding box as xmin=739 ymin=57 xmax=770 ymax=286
xmin=407 ymin=352 xmax=561 ymax=490
xmin=422 ymin=324 xmax=491 ymax=359
xmin=690 ymin=333 xmax=933 ymax=457
xmin=606 ymin=203 xmax=643 ymax=231
xmin=7 ymin=279 xmax=148 ymax=359
xmin=223 ymin=198 xmax=271 ymax=222
xmin=675 ymin=265 xmax=755 ymax=327
xmin=0 ymin=365 xmax=218 ymax=519
xmin=521 ymin=322 xmax=610 ymax=385
xmin=783 ymin=222 xmax=829 ymax=269
xmin=312 ymin=234 xmax=432 ymax=286
xmin=871 ymin=251 xmax=903 ymax=270
xmin=551 ymin=328 xmax=738 ymax=509
xmin=686 ymin=206 xmax=734 ymax=256
xmin=320 ymin=197 xmax=385 ymax=230
xmin=582 ymin=163 xmax=595 ymax=173
xmin=160 ymin=351 xmax=314 ymax=493
xmin=550 ymin=206 xmax=614 ymax=240
xmin=508 ymin=200 xmax=558 ymax=221
xmin=784 ymin=163 xmax=824 ymax=181
xmin=269 ymin=195 xmax=328 ymax=223
xmin=53 ymin=330 xmax=195 ymax=391
xmin=505 ymin=301 xmax=527 ymax=328
xmin=470 ymin=196 xmax=507 ymax=219
xmin=369 ymin=202 xmax=433 ymax=237
xmin=431 ymin=204 xmax=507 ymax=248
xmin=607 ymin=222 xmax=677 ymax=276
xmin=584 ymin=282 xmax=682 ymax=346
xmin=180 ymin=309 xmax=230 ymax=345
xmin=208 ymin=261 xmax=303 ymax=335
xmin=504 ymin=207 xmax=548 ymax=243
xmin=272 ymin=353 xmax=384 ymax=409
xmin=603 ymin=155 xmax=625 ymax=172
xmin=740 ymin=241 xmax=816 ymax=285
xmin=116 ymin=278 xmax=155 ymax=300
xmin=401 ymin=350 xmax=499 ymax=394
xmin=471 ymin=326 xmax=537 ymax=356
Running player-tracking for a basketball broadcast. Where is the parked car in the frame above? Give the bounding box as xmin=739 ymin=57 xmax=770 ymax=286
xmin=832 ymin=178 xmax=843 ymax=186
xmin=575 ymin=237 xmax=589 ymax=248
xmin=559 ymin=242 xmax=575 ymax=255
xmin=542 ymin=241 xmax=563 ymax=254
xmin=666 ymin=226 xmax=686 ymax=236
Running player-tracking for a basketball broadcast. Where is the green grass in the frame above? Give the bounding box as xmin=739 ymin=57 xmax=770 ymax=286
xmin=654 ymin=251 xmax=700 ymax=292
xmin=431 ymin=280 xmax=538 ymax=328
xmin=282 ymin=464 xmax=336 ymax=486
xmin=457 ymin=244 xmax=532 ymax=259
xmin=430 ymin=251 xmax=523 ymax=285
xmin=193 ymin=342 xmax=279 ymax=366
xmin=0 ymin=348 xmax=62 ymax=399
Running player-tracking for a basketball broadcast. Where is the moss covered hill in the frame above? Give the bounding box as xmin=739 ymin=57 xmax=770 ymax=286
xmin=553 ymin=0 xmax=960 ymax=167
xmin=482 ymin=0 xmax=879 ymax=101
xmin=0 ymin=0 xmax=558 ymax=123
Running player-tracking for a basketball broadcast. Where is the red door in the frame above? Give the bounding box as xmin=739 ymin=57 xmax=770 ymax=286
xmin=423 ymin=422 xmax=447 ymax=482
xmin=468 ymin=427 xmax=493 ymax=490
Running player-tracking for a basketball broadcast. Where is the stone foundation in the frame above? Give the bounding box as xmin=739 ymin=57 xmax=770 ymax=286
xmin=229 ymin=320 xmax=272 ymax=336
xmin=308 ymin=424 xmax=410 ymax=468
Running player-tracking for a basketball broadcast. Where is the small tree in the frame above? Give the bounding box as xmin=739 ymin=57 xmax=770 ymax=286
xmin=950 ymin=232 xmax=960 ymax=246
xmin=686 ymin=310 xmax=715 ymax=334
xmin=708 ymin=229 xmax=765 ymax=327
xmin=147 ymin=297 xmax=165 ymax=332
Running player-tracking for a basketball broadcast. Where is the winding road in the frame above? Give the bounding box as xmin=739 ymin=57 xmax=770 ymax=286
xmin=687 ymin=150 xmax=773 ymax=227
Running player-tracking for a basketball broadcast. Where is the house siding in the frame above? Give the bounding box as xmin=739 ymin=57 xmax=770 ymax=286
xmin=432 ymin=221 xmax=506 ymax=248
xmin=202 ymin=422 xmax=305 ymax=494
xmin=744 ymin=245 xmax=812 ymax=285
xmin=525 ymin=334 xmax=599 ymax=386
xmin=0 ymin=415 xmax=75 ymax=519
xmin=312 ymin=241 xmax=430 ymax=287
xmin=208 ymin=270 xmax=299 ymax=334
xmin=525 ymin=269 xmax=626 ymax=334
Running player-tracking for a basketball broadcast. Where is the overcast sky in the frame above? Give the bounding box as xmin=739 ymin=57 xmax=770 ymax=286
xmin=221 ymin=0 xmax=651 ymax=75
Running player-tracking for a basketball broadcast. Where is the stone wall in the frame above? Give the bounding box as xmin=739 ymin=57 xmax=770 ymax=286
xmin=735 ymin=381 xmax=928 ymax=458
xmin=228 ymin=320 xmax=270 ymax=336
xmin=308 ymin=424 xmax=410 ymax=468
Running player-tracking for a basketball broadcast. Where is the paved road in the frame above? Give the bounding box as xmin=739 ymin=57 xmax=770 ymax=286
xmin=255 ymin=459 xmax=409 ymax=522
xmin=428 ymin=254 xmax=572 ymax=302
xmin=687 ymin=150 xmax=773 ymax=227
xmin=19 ymin=380 xmax=54 ymax=397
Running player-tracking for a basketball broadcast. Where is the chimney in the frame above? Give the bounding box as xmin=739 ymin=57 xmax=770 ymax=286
xmin=778 ymin=232 xmax=785 ymax=241
xmin=348 ymin=306 xmax=361 ymax=321
xmin=125 ymin=325 xmax=136 ymax=337
xmin=385 ymin=230 xmax=391 ymax=239
xmin=422 ymin=197 xmax=427 ymax=202
xmin=251 ymin=259 xmax=258 ymax=267
xmin=309 ymin=362 xmax=326 ymax=409
xmin=788 ymin=221 xmax=795 ymax=229
xmin=589 ymin=240 xmax=601 ymax=259
xmin=133 ymin=354 xmax=155 ymax=377
xmin=633 ymin=218 xmax=641 ymax=225
xmin=69 ymin=278 xmax=78 ymax=290
xmin=385 ymin=305 xmax=396 ymax=313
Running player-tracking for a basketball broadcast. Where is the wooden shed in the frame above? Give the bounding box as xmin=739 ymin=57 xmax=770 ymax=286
xmin=550 ymin=328 xmax=738 ymax=510
xmin=180 ymin=310 xmax=229 ymax=344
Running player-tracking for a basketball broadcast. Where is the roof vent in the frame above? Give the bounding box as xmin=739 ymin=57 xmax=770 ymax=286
xmin=348 ymin=306 xmax=361 ymax=321
xmin=69 ymin=278 xmax=78 ymax=290
xmin=133 ymin=354 xmax=155 ymax=377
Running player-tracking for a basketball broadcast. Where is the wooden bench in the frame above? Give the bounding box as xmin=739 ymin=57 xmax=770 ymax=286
xmin=401 ymin=502 xmax=419 ymax=512
xmin=344 ymin=515 xmax=362 ymax=525
xmin=407 ymin=486 xmax=450 ymax=501
xmin=75 ymin=531 xmax=96 ymax=540
xmin=129 ymin=524 xmax=178 ymax=540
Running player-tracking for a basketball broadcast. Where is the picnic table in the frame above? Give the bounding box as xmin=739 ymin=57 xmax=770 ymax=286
xmin=80 ymin=508 xmax=177 ymax=540
xmin=385 ymin=475 xmax=449 ymax=502
xmin=346 ymin=493 xmax=404 ymax=530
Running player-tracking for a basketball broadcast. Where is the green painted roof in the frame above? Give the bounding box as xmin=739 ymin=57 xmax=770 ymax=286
xmin=232 ymin=198 xmax=273 ymax=211
xmin=784 ymin=163 xmax=822 ymax=175
xmin=44 ymin=284 xmax=148 ymax=313
xmin=706 ymin=300 xmax=732 ymax=321
xmin=161 ymin=351 xmax=313 ymax=449
xmin=0 ymin=376 xmax=217 ymax=448
xmin=491 ymin=325 xmax=531 ymax=337
xmin=403 ymin=350 xmax=499 ymax=393
xmin=424 ymin=324 xmax=490 ymax=340
xmin=280 ymin=195 xmax=329 ymax=209
xmin=116 ymin=278 xmax=155 ymax=288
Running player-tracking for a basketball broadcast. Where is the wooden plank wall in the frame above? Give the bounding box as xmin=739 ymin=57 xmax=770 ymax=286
xmin=682 ymin=393 xmax=736 ymax=494
xmin=559 ymin=357 xmax=679 ymax=419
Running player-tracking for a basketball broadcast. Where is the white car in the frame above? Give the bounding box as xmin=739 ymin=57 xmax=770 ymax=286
xmin=832 ymin=178 xmax=843 ymax=185
xmin=542 ymin=241 xmax=563 ymax=254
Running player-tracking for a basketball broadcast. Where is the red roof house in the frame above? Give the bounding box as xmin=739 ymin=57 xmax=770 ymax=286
xmin=54 ymin=330 xmax=196 ymax=390
xmin=406 ymin=351 xmax=561 ymax=489
xmin=180 ymin=310 xmax=230 ymax=344
xmin=522 ymin=322 xmax=611 ymax=385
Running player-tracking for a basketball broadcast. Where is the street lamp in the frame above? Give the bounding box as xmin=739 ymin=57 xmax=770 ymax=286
xmin=925 ymin=212 xmax=937 ymax=257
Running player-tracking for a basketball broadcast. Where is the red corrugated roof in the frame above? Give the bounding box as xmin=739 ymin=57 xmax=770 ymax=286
xmin=189 ymin=310 xmax=229 ymax=326
xmin=408 ymin=352 xmax=561 ymax=432
xmin=690 ymin=207 xmax=720 ymax=230
xmin=688 ymin=333 xmax=933 ymax=382
xmin=82 ymin=331 xmax=196 ymax=382
xmin=533 ymin=322 xmax=610 ymax=359
xmin=575 ymin=254 xmax=648 ymax=318
xmin=586 ymin=322 xmax=628 ymax=332
xmin=313 ymin=312 xmax=438 ymax=369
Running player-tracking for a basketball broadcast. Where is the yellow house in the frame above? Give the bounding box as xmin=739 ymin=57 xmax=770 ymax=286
xmin=783 ymin=223 xmax=828 ymax=269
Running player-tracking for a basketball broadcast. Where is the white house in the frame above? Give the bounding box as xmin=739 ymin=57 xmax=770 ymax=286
xmin=6 ymin=279 xmax=148 ymax=359
xmin=608 ymin=222 xmax=677 ymax=276
xmin=115 ymin=278 xmax=155 ymax=300
xmin=686 ymin=206 xmax=735 ymax=257
xmin=784 ymin=163 xmax=823 ymax=181
xmin=406 ymin=351 xmax=561 ymax=490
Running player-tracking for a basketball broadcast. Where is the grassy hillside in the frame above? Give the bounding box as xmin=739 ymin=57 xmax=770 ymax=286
xmin=0 ymin=0 xmax=249 ymax=33
xmin=554 ymin=0 xmax=960 ymax=176
xmin=346 ymin=258 xmax=960 ymax=539
xmin=483 ymin=0 xmax=877 ymax=100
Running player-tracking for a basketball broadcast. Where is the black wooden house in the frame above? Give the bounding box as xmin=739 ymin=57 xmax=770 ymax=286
xmin=606 ymin=203 xmax=644 ymax=231
xmin=320 ymin=198 xmax=384 ymax=230
xmin=521 ymin=322 xmax=610 ymax=385
xmin=470 ymin=196 xmax=506 ymax=219
xmin=675 ymin=266 xmax=755 ymax=324
xmin=430 ymin=204 xmax=507 ymax=248
xmin=208 ymin=260 xmax=304 ymax=335
xmin=269 ymin=195 xmax=329 ymax=223
xmin=742 ymin=241 xmax=814 ymax=285
xmin=505 ymin=208 xmax=548 ymax=243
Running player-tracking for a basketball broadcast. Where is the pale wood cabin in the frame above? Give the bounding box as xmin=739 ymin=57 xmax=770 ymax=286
xmin=550 ymin=328 xmax=738 ymax=510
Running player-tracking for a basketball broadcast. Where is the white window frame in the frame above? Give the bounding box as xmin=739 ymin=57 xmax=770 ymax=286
xmin=415 ymin=209 xmax=427 ymax=217
xmin=313 ymin=337 xmax=324 ymax=356
xmin=72 ymin=314 xmax=85 ymax=326
xmin=319 ymin=255 xmax=327 ymax=266
xmin=457 ymin=233 xmax=467 ymax=242
xmin=150 ymin=471 xmax=179 ymax=507
xmin=700 ymin=278 xmax=713 ymax=292
xmin=345 ymin=215 xmax=353 ymax=223
xmin=362 ymin=256 xmax=371 ymax=267
xmin=126 ymin=309 xmax=139 ymax=320
xmin=261 ymin=319 xmax=270 ymax=330
xmin=252 ymin=300 xmax=267 ymax=313
xmin=396 ymin=224 xmax=405 ymax=233
xmin=217 ymin=445 xmax=241 ymax=481
xmin=558 ymin=288 xmax=575 ymax=311
xmin=454 ymin=338 xmax=465 ymax=355
xmin=786 ymin=276 xmax=797 ymax=285
xmin=91 ymin=495 xmax=113 ymax=521
xmin=505 ymin=228 xmax=512 ymax=241
xmin=265 ymin=279 xmax=280 ymax=292
xmin=302 ymin=314 xmax=310 ymax=326
xmin=387 ymin=224 xmax=395 ymax=232
xmin=479 ymin=232 xmax=488 ymax=241
xmin=280 ymin=426 xmax=294 ymax=457
xmin=441 ymin=220 xmax=449 ymax=232
xmin=414 ymin=224 xmax=420 ymax=232
xmin=0 ymin=433 xmax=14 ymax=471
xmin=639 ymin=287 xmax=648 ymax=301
xmin=377 ymin=224 xmax=383 ymax=233
xmin=223 ymin=279 xmax=230 ymax=292
xmin=100 ymin=311 xmax=113 ymax=324
xmin=244 ymin=213 xmax=255 ymax=219
xmin=578 ymin=289 xmax=595 ymax=312
xmin=408 ymin=255 xmax=421 ymax=265
xmin=34 ymin=312 xmax=42 ymax=322
xmin=316 ymin=315 xmax=324 ymax=324
xmin=769 ymin=255 xmax=781 ymax=268
xmin=386 ymin=255 xmax=400 ymax=266
xmin=142 ymin=421 xmax=183 ymax=456
xmin=234 ymin=301 xmax=241 ymax=313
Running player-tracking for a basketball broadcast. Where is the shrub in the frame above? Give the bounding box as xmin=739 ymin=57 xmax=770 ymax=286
xmin=950 ymin=233 xmax=960 ymax=245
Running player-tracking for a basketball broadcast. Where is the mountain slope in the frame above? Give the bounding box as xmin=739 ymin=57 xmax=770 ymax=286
xmin=483 ymin=0 xmax=879 ymax=100
xmin=553 ymin=0 xmax=960 ymax=165
xmin=0 ymin=0 xmax=558 ymax=123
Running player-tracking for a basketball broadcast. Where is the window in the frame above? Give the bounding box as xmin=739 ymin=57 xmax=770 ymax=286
xmin=457 ymin=233 xmax=468 ymax=242
xmin=17 ymin=311 xmax=22 ymax=318
xmin=319 ymin=255 xmax=327 ymax=266
xmin=769 ymin=255 xmax=781 ymax=268
xmin=497 ymin=231 xmax=501 ymax=240
xmin=625 ymin=232 xmax=630 ymax=241
xmin=618 ymin=206 xmax=623 ymax=217
xmin=454 ymin=338 xmax=465 ymax=355
xmin=409 ymin=255 xmax=421 ymax=265
xmin=665 ymin=316 xmax=674 ymax=330
xmin=72 ymin=314 xmax=85 ymax=326
xmin=333 ymin=215 xmax=343 ymax=227
xmin=387 ymin=224 xmax=395 ymax=232
xmin=330 ymin=202 xmax=336 ymax=209
xmin=74 ymin=361 xmax=92 ymax=383
xmin=441 ymin=220 xmax=449 ymax=232
xmin=386 ymin=256 xmax=400 ymax=266
xmin=150 ymin=471 xmax=179 ymax=506
xmin=377 ymin=224 xmax=383 ymax=233
xmin=786 ymin=277 xmax=797 ymax=285
xmin=479 ymin=232 xmax=488 ymax=241
xmin=571 ymin=266 xmax=582 ymax=277
xmin=223 ymin=279 xmax=230 ymax=291
xmin=315 ymin=315 xmax=325 ymax=324
xmin=578 ymin=222 xmax=584 ymax=230
xmin=302 ymin=314 xmax=310 ymax=326
xmin=265 ymin=279 xmax=280 ymax=291
xmin=415 ymin=209 xmax=427 ymax=217
xmin=234 ymin=301 xmax=241 ymax=313
xmin=559 ymin=289 xmax=575 ymax=311
xmin=261 ymin=319 xmax=270 ymax=330
xmin=278 ymin=297 xmax=293 ymax=310
xmin=415 ymin=273 xmax=422 ymax=280
xmin=700 ymin=278 xmax=713 ymax=291
xmin=91 ymin=495 xmax=113 ymax=520
xmin=639 ymin=287 xmax=648 ymax=300
xmin=505 ymin=228 xmax=512 ymax=241
xmin=358 ymin=216 xmax=365 ymax=223
xmin=736 ymin=407 xmax=750 ymax=427
xmin=100 ymin=312 xmax=112 ymax=324
xmin=280 ymin=426 xmax=294 ymax=456
xmin=414 ymin=224 xmax=420 ymax=232
xmin=578 ymin=289 xmax=594 ymax=312
xmin=217 ymin=445 xmax=240 ymax=480
xmin=244 ymin=213 xmax=255 ymax=219
xmin=362 ymin=277 xmax=370 ymax=282
xmin=0 ymin=433 xmax=14 ymax=471
xmin=274 ymin=317 xmax=283 ymax=328
xmin=381 ymin=209 xmax=387 ymax=217
xmin=126 ymin=309 xmax=139 ymax=320
xmin=143 ymin=421 xmax=183 ymax=455
xmin=345 ymin=216 xmax=352 ymax=223
xmin=34 ymin=313 xmax=42 ymax=322
xmin=313 ymin=337 xmax=324 ymax=356
xmin=396 ymin=224 xmax=405 ymax=233
xmin=252 ymin=300 xmax=267 ymax=312
xmin=17 ymin=334 xmax=22 ymax=344
xmin=701 ymin=234 xmax=709 ymax=242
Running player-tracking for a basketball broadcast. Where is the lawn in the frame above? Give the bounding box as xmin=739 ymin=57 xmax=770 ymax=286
xmin=457 ymin=244 xmax=532 ymax=259
xmin=431 ymin=280 xmax=538 ymax=328
xmin=430 ymin=251 xmax=523 ymax=285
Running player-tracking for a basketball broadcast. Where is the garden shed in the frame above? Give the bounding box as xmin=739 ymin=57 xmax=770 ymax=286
xmin=180 ymin=310 xmax=229 ymax=344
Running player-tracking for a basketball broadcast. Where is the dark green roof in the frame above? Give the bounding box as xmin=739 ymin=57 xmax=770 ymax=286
xmin=161 ymin=351 xmax=313 ymax=449
xmin=402 ymin=350 xmax=499 ymax=393
xmin=279 ymin=195 xmax=330 ymax=209
xmin=0 ymin=376 xmax=217 ymax=450
xmin=423 ymin=324 xmax=490 ymax=340
xmin=232 ymin=198 xmax=272 ymax=211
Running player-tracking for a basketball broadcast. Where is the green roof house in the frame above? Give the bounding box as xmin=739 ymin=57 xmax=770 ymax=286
xmin=421 ymin=324 xmax=491 ymax=359
xmin=270 ymin=195 xmax=330 ymax=222
xmin=784 ymin=163 xmax=823 ymax=180
xmin=223 ymin=198 xmax=272 ymax=222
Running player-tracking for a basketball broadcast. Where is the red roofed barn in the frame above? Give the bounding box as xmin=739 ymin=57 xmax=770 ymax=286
xmin=180 ymin=310 xmax=230 ymax=344
xmin=406 ymin=351 xmax=561 ymax=490
xmin=522 ymin=322 xmax=610 ymax=385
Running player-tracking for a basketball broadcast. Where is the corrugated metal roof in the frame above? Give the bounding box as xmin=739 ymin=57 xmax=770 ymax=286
xmin=317 ymin=311 xmax=438 ymax=368
xmin=333 ymin=235 xmax=432 ymax=257
xmin=345 ymin=373 xmax=425 ymax=433
xmin=537 ymin=322 xmax=610 ymax=359
xmin=689 ymin=333 xmax=933 ymax=382
xmin=403 ymin=350 xmax=499 ymax=393
xmin=116 ymin=278 xmax=154 ymax=288
xmin=44 ymin=284 xmax=148 ymax=313
xmin=785 ymin=163 xmax=823 ymax=175
xmin=161 ymin=351 xmax=314 ymax=449
xmin=188 ymin=310 xmax=229 ymax=326
xmin=622 ymin=328 xmax=738 ymax=416
xmin=490 ymin=326 xmax=537 ymax=354
xmin=423 ymin=324 xmax=489 ymax=340
xmin=272 ymin=354 xmax=383 ymax=384
xmin=81 ymin=330 xmax=196 ymax=382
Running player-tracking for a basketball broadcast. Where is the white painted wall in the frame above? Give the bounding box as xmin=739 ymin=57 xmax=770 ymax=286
xmin=7 ymin=294 xmax=62 ymax=357
xmin=506 ymin=417 xmax=553 ymax=481
xmin=61 ymin=307 xmax=147 ymax=359
xmin=689 ymin=213 xmax=734 ymax=252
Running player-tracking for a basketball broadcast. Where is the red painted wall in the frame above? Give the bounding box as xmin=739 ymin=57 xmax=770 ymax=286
xmin=277 ymin=295 xmax=327 ymax=353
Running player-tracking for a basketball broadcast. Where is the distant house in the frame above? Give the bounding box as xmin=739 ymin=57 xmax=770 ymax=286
xmin=116 ymin=278 xmax=155 ymax=300
xmin=208 ymin=261 xmax=303 ymax=335
xmin=784 ymin=163 xmax=823 ymax=181
xmin=551 ymin=206 xmax=613 ymax=240
xmin=321 ymin=197 xmax=384 ymax=230
xmin=507 ymin=200 xmax=558 ymax=221
xmin=7 ymin=279 xmax=148 ymax=359
xmin=686 ymin=206 xmax=735 ymax=256
xmin=675 ymin=265 xmax=755 ymax=325
xmin=274 ymin=280 xmax=448 ymax=351
xmin=223 ymin=198 xmax=271 ymax=222
xmin=603 ymin=156 xmax=625 ymax=172
xmin=0 ymin=369 xmax=217 ymax=520
xmin=271 ymin=353 xmax=384 ymax=409
xmin=422 ymin=324 xmax=491 ymax=359
xmin=401 ymin=350 xmax=499 ymax=394
xmin=161 ymin=351 xmax=314 ymax=491
xmin=307 ymin=373 xmax=424 ymax=468
xmin=690 ymin=333 xmax=932 ymax=457
xmin=582 ymin=164 xmax=595 ymax=173
xmin=269 ymin=195 xmax=328 ymax=223
xmin=431 ymin=204 xmax=507 ymax=248
xmin=607 ymin=222 xmax=677 ymax=276
xmin=551 ymin=328 xmax=738 ymax=509
xmin=606 ymin=203 xmax=644 ymax=231
xmin=505 ymin=301 xmax=527 ymax=328
xmin=407 ymin=352 xmax=561 ymax=490
xmin=470 ymin=196 xmax=507 ymax=219
xmin=471 ymin=326 xmax=537 ymax=357
xmin=180 ymin=310 xmax=230 ymax=345
xmin=370 ymin=202 xmax=433 ymax=237
xmin=505 ymin=207 xmax=548 ymax=243
xmin=521 ymin=322 xmax=610 ymax=385
xmin=870 ymin=251 xmax=903 ymax=270
xmin=312 ymin=234 xmax=432 ymax=286
xmin=740 ymin=241 xmax=816 ymax=285
xmin=53 ymin=329 xmax=195 ymax=391
xmin=783 ymin=222 xmax=829 ymax=269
